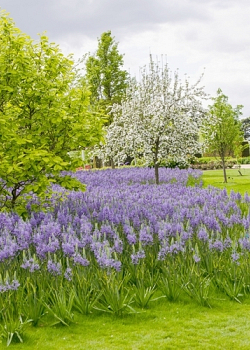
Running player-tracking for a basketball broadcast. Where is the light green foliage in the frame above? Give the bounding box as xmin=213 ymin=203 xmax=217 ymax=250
xmin=44 ymin=287 xmax=75 ymax=327
xmin=85 ymin=31 xmax=129 ymax=125
xmin=132 ymin=279 xmax=157 ymax=309
xmin=0 ymin=11 xmax=104 ymax=213
xmin=94 ymin=272 xmax=136 ymax=317
xmin=0 ymin=315 xmax=31 ymax=346
xmin=182 ymin=274 xmax=212 ymax=308
xmin=22 ymin=280 xmax=47 ymax=327
xmin=72 ymin=268 xmax=102 ymax=315
xmin=202 ymin=89 xmax=244 ymax=183
xmin=158 ymin=265 xmax=182 ymax=302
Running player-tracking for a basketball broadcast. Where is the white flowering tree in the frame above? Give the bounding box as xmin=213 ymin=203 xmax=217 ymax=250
xmin=100 ymin=56 xmax=209 ymax=183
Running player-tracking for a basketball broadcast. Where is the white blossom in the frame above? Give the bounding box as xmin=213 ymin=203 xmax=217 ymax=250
xmin=98 ymin=56 xmax=211 ymax=182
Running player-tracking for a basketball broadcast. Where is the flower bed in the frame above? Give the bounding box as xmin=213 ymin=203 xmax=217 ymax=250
xmin=1 ymin=167 xmax=250 ymax=344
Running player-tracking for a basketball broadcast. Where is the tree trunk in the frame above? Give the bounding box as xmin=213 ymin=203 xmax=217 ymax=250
xmin=111 ymin=158 xmax=115 ymax=169
xmin=222 ymin=156 xmax=227 ymax=183
xmin=154 ymin=162 xmax=159 ymax=185
xmin=154 ymin=137 xmax=160 ymax=185
xmin=11 ymin=186 xmax=18 ymax=209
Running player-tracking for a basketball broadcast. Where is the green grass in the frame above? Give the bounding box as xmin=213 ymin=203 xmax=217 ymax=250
xmin=202 ymin=168 xmax=250 ymax=195
xmin=2 ymin=297 xmax=250 ymax=350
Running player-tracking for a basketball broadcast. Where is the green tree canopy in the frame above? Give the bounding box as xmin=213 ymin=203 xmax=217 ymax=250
xmin=202 ymin=88 xmax=244 ymax=183
xmin=85 ymin=31 xmax=129 ymax=125
xmin=0 ymin=11 xmax=104 ymax=214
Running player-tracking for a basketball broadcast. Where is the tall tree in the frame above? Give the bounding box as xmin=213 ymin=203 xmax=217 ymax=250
xmin=0 ymin=11 xmax=104 ymax=214
xmin=98 ymin=56 xmax=208 ymax=184
xmin=85 ymin=30 xmax=129 ymax=125
xmin=202 ymin=88 xmax=244 ymax=183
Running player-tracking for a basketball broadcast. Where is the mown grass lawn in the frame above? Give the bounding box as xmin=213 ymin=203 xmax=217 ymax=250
xmin=4 ymin=297 xmax=250 ymax=350
xmin=202 ymin=168 xmax=250 ymax=195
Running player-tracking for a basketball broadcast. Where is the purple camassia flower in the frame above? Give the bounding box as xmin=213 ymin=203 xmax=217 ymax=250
xmin=158 ymin=223 xmax=173 ymax=241
xmin=0 ymin=241 xmax=19 ymax=261
xmin=139 ymin=226 xmax=153 ymax=246
xmin=21 ymin=258 xmax=40 ymax=272
xmin=190 ymin=212 xmax=203 ymax=228
xmin=123 ymin=223 xmax=133 ymax=236
xmin=73 ymin=253 xmax=90 ymax=267
xmin=230 ymin=191 xmax=242 ymax=201
xmin=0 ymin=279 xmax=20 ymax=293
xmin=169 ymin=242 xmax=184 ymax=254
xmin=30 ymin=212 xmax=47 ymax=227
xmin=131 ymin=250 xmax=146 ymax=265
xmin=0 ymin=213 xmax=14 ymax=231
xmin=56 ymin=210 xmax=72 ymax=228
xmin=91 ymin=239 xmax=122 ymax=271
xmin=61 ymin=228 xmax=80 ymax=257
xmin=145 ymin=214 xmax=158 ymax=230
xmin=171 ymin=223 xmax=184 ymax=237
xmin=181 ymin=229 xmax=193 ymax=241
xmin=62 ymin=242 xmax=75 ymax=256
xmin=157 ymin=245 xmax=170 ymax=260
xmin=209 ymin=240 xmax=224 ymax=252
xmin=111 ymin=260 xmax=122 ymax=271
xmin=239 ymin=237 xmax=250 ymax=251
xmin=47 ymin=260 xmax=62 ymax=276
xmin=242 ymin=217 xmax=250 ymax=231
xmin=112 ymin=239 xmax=123 ymax=254
xmin=215 ymin=210 xmax=228 ymax=226
xmin=229 ymin=214 xmax=242 ymax=226
xmin=29 ymin=214 xmax=41 ymax=229
xmin=100 ymin=224 xmax=116 ymax=238
xmin=231 ymin=252 xmax=240 ymax=263
xmin=131 ymin=215 xmax=141 ymax=230
xmin=244 ymin=192 xmax=250 ymax=203
xmin=127 ymin=234 xmax=137 ymax=245
xmin=79 ymin=233 xmax=93 ymax=248
xmin=203 ymin=216 xmax=221 ymax=232
xmin=35 ymin=235 xmax=60 ymax=258
xmin=96 ymin=254 xmax=122 ymax=271
xmin=80 ymin=219 xmax=93 ymax=235
xmin=0 ymin=215 xmax=31 ymax=260
xmin=12 ymin=221 xmax=32 ymax=250
xmin=11 ymin=279 xmax=20 ymax=290
xmin=72 ymin=215 xmax=81 ymax=232
xmin=193 ymin=254 xmax=201 ymax=263
xmin=39 ymin=222 xmax=62 ymax=240
xmin=223 ymin=237 xmax=232 ymax=249
xmin=64 ymin=267 xmax=73 ymax=281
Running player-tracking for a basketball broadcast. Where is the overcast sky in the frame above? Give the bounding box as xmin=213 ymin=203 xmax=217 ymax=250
xmin=1 ymin=0 xmax=249 ymax=118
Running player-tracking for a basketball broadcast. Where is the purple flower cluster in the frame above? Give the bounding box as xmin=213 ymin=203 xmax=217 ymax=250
xmin=0 ymin=167 xmax=250 ymax=280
